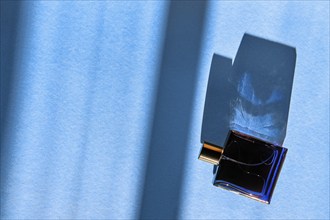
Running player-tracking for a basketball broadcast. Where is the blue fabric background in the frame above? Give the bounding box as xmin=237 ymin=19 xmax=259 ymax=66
xmin=1 ymin=1 xmax=329 ymax=219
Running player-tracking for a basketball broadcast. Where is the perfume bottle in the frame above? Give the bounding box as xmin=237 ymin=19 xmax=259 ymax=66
xmin=200 ymin=130 xmax=287 ymax=203
xmin=199 ymin=34 xmax=296 ymax=204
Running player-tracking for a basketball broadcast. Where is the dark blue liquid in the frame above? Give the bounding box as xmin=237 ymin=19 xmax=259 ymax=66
xmin=213 ymin=130 xmax=287 ymax=203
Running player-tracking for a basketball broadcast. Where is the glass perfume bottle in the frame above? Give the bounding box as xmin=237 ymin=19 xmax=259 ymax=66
xmin=200 ymin=130 xmax=287 ymax=203
xmin=199 ymin=34 xmax=296 ymax=204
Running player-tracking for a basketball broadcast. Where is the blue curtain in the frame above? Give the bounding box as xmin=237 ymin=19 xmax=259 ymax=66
xmin=1 ymin=1 xmax=329 ymax=219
